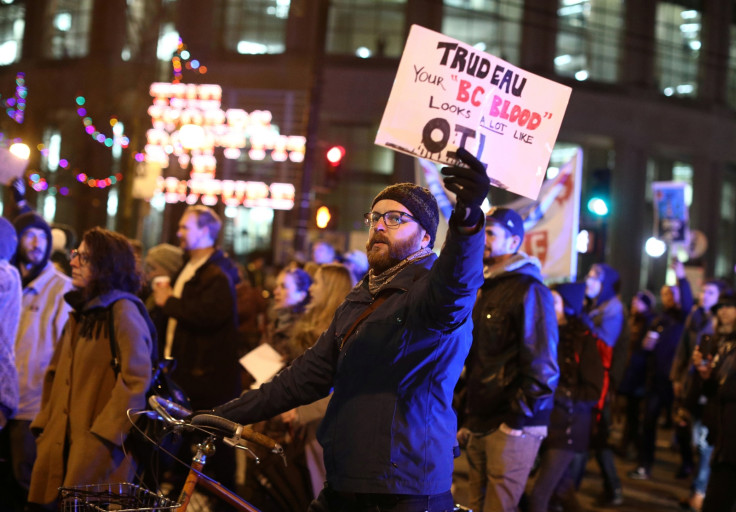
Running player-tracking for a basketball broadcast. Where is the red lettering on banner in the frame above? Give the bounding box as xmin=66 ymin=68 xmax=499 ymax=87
xmin=523 ymin=231 xmax=549 ymax=265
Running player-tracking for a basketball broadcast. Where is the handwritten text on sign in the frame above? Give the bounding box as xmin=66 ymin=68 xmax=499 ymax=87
xmin=376 ymin=25 xmax=572 ymax=200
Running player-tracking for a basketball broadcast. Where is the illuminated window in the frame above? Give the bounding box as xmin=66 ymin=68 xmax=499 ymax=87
xmin=715 ymin=167 xmax=736 ymax=278
xmin=327 ymin=0 xmax=406 ymax=58
xmin=41 ymin=128 xmax=61 ymax=172
xmin=442 ymin=0 xmax=523 ymax=65
xmin=555 ymin=0 xmax=622 ymax=82
xmin=43 ymin=0 xmax=92 ymax=59
xmin=217 ymin=0 xmax=290 ymax=55
xmin=123 ymin=0 xmax=159 ymax=61
xmin=0 ymin=0 xmax=24 ymax=66
xmin=728 ymin=18 xmax=736 ymax=108
xmin=656 ymin=1 xmax=701 ymax=98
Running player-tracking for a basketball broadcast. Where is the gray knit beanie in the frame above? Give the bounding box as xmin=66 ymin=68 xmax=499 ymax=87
xmin=145 ymin=243 xmax=184 ymax=278
xmin=0 ymin=217 xmax=16 ymax=261
xmin=371 ymin=183 xmax=439 ymax=248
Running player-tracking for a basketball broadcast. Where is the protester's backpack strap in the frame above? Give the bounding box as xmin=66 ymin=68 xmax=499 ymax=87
xmin=338 ymin=290 xmax=396 ymax=351
xmin=108 ymin=300 xmax=121 ymax=376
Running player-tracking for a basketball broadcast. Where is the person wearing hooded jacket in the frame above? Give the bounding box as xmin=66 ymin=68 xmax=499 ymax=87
xmin=27 ymin=227 xmax=154 ymax=510
xmin=569 ymin=262 xmax=625 ymax=507
xmin=0 ymin=212 xmax=72 ymax=512
xmin=457 ymin=207 xmax=559 ymax=512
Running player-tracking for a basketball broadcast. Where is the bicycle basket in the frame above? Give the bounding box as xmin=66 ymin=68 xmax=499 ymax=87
xmin=59 ymin=483 xmax=180 ymax=512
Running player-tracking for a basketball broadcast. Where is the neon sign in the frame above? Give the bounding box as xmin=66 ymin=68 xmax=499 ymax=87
xmin=145 ymin=82 xmax=303 ymax=209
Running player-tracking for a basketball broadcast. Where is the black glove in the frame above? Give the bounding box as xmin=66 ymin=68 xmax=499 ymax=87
xmin=10 ymin=177 xmax=25 ymax=203
xmin=441 ymin=147 xmax=490 ymax=227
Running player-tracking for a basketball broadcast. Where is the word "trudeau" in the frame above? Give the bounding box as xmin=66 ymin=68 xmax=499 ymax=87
xmin=436 ymin=42 xmax=527 ymax=97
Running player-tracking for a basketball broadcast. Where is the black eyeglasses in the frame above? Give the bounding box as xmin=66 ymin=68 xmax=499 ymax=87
xmin=363 ymin=211 xmax=418 ymax=228
xmin=70 ymin=249 xmax=91 ymax=266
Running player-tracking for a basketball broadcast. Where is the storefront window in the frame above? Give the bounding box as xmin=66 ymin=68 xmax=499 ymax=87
xmin=327 ymin=0 xmax=405 ymax=58
xmin=555 ymin=0 xmax=622 ymax=82
xmin=443 ymin=0 xmax=522 ymax=65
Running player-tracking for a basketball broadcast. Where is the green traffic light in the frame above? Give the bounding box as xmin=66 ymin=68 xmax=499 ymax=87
xmin=587 ymin=197 xmax=609 ymax=216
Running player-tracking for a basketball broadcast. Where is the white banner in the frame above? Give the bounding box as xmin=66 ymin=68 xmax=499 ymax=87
xmin=376 ymin=24 xmax=572 ymax=200
xmin=505 ymin=149 xmax=582 ymax=281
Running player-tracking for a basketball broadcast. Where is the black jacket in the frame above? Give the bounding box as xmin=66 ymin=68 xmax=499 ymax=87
xmin=163 ymin=249 xmax=241 ymax=409
xmin=547 ymin=316 xmax=604 ymax=451
xmin=215 ymin=222 xmax=485 ymax=495
xmin=462 ymin=253 xmax=559 ymax=432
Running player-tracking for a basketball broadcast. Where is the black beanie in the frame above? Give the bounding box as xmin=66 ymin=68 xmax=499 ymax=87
xmin=372 ymin=183 xmax=439 ymax=248
xmin=13 ymin=211 xmax=53 ymax=268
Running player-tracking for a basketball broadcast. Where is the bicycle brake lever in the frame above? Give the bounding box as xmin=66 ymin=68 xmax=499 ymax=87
xmin=225 ymin=440 xmax=260 ymax=464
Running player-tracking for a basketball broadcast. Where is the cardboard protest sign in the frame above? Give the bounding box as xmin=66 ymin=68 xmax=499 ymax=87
xmin=376 ymin=24 xmax=572 ymax=200
xmin=652 ymin=181 xmax=689 ymax=245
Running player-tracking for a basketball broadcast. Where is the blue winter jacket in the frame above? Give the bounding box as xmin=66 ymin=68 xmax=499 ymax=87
xmin=215 ymin=220 xmax=485 ymax=495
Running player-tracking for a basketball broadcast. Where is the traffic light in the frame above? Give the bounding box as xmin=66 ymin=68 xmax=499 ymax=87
xmin=316 ymin=205 xmax=332 ymax=229
xmin=325 ymin=145 xmax=345 ymax=187
xmin=587 ymin=168 xmax=611 ymax=217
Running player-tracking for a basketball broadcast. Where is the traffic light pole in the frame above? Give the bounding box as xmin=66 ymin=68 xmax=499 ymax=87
xmin=294 ymin=0 xmax=329 ymax=256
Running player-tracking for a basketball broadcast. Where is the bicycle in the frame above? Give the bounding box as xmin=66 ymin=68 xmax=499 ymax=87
xmin=58 ymin=395 xmax=284 ymax=512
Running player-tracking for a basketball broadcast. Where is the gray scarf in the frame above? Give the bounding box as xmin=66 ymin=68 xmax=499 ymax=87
xmin=367 ymin=247 xmax=433 ymax=296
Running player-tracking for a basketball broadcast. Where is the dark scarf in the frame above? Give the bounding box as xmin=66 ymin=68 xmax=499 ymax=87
xmin=367 ymin=247 xmax=432 ymax=296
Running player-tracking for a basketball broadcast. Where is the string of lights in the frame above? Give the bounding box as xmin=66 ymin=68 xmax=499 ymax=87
xmin=172 ymin=38 xmax=207 ymax=83
xmin=75 ymin=96 xmax=130 ymax=149
xmin=1 ymin=72 xmax=27 ymax=124
xmin=15 ymin=39 xmax=206 ymax=195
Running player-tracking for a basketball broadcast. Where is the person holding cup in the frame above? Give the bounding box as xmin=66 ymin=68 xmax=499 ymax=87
xmin=142 ymin=243 xmax=183 ymax=359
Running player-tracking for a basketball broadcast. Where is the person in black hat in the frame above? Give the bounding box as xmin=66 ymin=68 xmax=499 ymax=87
xmin=208 ymin=148 xmax=490 ymax=512
xmin=457 ymin=206 xmax=559 ymax=512
xmin=691 ymin=289 xmax=736 ymax=512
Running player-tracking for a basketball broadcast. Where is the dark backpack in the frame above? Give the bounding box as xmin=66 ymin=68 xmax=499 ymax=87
xmin=106 ymin=300 xmax=191 ymax=481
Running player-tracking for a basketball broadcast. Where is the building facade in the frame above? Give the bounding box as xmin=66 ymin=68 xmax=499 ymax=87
xmin=0 ymin=0 xmax=734 ymax=300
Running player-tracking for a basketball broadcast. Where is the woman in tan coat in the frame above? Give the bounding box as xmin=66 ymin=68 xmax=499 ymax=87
xmin=27 ymin=227 xmax=154 ymax=509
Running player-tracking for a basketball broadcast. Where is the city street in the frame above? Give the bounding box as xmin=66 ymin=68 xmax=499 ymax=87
xmin=452 ymin=415 xmax=695 ymax=511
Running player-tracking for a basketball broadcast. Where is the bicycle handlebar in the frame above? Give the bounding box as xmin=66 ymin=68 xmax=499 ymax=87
xmin=191 ymin=414 xmax=283 ymax=454
xmin=147 ymin=395 xmax=283 ymax=457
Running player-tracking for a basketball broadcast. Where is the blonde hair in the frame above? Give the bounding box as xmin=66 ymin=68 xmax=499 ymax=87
xmin=291 ymin=263 xmax=354 ymax=354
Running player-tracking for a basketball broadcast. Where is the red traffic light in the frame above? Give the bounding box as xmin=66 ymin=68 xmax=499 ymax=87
xmin=326 ymin=145 xmax=345 ymax=166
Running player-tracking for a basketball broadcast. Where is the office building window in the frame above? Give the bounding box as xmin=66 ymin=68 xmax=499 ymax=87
xmin=43 ymin=0 xmax=92 ymax=59
xmin=655 ymin=1 xmax=702 ymax=97
xmin=728 ymin=18 xmax=736 ymax=108
xmin=0 ymin=1 xmax=24 ymax=65
xmin=716 ymin=168 xmax=736 ymax=278
xmin=123 ymin=0 xmax=161 ymax=61
xmin=218 ymin=0 xmax=290 ymax=55
xmin=555 ymin=0 xmax=622 ymax=82
xmin=442 ymin=0 xmax=522 ymax=65
xmin=327 ymin=0 xmax=405 ymax=58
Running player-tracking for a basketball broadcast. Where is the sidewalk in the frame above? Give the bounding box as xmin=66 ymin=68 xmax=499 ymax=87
xmin=452 ymin=419 xmax=693 ymax=511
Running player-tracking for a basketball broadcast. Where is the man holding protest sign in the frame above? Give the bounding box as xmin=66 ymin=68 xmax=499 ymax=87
xmin=208 ymin=148 xmax=489 ymax=512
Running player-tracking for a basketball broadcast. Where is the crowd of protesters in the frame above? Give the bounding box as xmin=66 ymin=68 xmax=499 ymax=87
xmin=2 ymin=164 xmax=736 ymax=512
